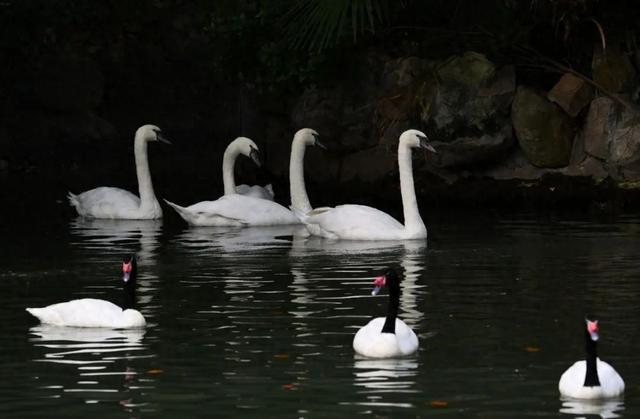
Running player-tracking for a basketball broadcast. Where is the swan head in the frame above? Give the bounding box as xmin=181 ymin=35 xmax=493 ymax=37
xmin=122 ymin=254 xmax=137 ymax=284
xmin=293 ymin=128 xmax=326 ymax=149
xmin=585 ymin=318 xmax=599 ymax=342
xmin=136 ymin=124 xmax=172 ymax=144
xmin=399 ymin=129 xmax=436 ymax=153
xmin=371 ymin=265 xmax=401 ymax=296
xmin=233 ymin=137 xmax=262 ymax=167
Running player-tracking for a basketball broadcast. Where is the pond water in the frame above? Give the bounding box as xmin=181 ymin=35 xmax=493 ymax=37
xmin=0 ymin=212 xmax=638 ymax=418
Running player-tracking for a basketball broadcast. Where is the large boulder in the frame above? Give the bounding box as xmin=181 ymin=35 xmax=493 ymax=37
xmin=582 ymin=97 xmax=617 ymax=160
xmin=609 ymin=115 xmax=640 ymax=166
xmin=547 ymin=73 xmax=593 ymax=117
xmin=417 ymin=53 xmax=515 ymax=168
xmin=511 ymin=86 xmax=574 ymax=168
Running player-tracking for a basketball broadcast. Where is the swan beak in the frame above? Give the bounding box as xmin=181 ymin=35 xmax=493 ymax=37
xmin=157 ymin=133 xmax=172 ymax=145
xmin=312 ymin=133 xmax=327 ymax=150
xmin=249 ymin=147 xmax=262 ymax=167
xmin=418 ymin=136 xmax=436 ymax=153
xmin=590 ymin=331 xmax=599 ymax=341
xmin=123 ymin=271 xmax=131 ymax=283
xmin=371 ymin=275 xmax=386 ymax=295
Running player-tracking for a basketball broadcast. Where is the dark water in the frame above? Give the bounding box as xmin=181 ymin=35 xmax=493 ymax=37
xmin=0 ymin=212 xmax=639 ymax=418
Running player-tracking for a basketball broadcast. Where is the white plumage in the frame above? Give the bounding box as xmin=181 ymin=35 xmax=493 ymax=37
xmin=559 ymin=359 xmax=625 ymax=399
xmin=26 ymin=299 xmax=145 ymax=329
xmin=297 ymin=129 xmax=435 ymax=240
xmin=68 ymin=124 xmax=169 ymax=219
xmin=236 ymin=183 xmax=274 ymax=200
xmin=353 ymin=317 xmax=418 ymax=358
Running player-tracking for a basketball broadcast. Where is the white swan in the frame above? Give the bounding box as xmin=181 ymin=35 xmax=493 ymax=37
xmin=295 ymin=129 xmax=436 ymax=240
xmin=68 ymin=124 xmax=170 ymax=219
xmin=26 ymin=255 xmax=146 ymax=328
xmin=559 ymin=318 xmax=625 ymax=399
xmin=353 ymin=265 xmax=418 ymax=358
xmin=164 ymin=137 xmax=299 ymax=226
xmin=220 ymin=137 xmax=274 ymax=200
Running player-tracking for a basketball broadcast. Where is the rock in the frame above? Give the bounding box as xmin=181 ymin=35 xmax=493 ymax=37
xmin=438 ymin=52 xmax=495 ymax=87
xmin=547 ymin=73 xmax=593 ymax=117
xmin=33 ymin=56 xmax=104 ymax=113
xmin=609 ymin=115 xmax=640 ymax=166
xmin=592 ymin=45 xmax=636 ymax=93
xmin=414 ymin=53 xmax=514 ymax=169
xmin=565 ymin=156 xmax=608 ymax=179
xmin=382 ymin=56 xmax=429 ymax=89
xmin=582 ymin=97 xmax=617 ymax=159
xmin=482 ymin=148 xmax=553 ymax=180
xmin=430 ymin=125 xmax=513 ymax=168
xmin=511 ymin=86 xmax=574 ymax=168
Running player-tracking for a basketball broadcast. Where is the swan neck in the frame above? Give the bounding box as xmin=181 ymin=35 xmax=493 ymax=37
xmin=290 ymin=139 xmax=312 ymax=213
xmin=584 ymin=330 xmax=600 ymax=386
xmin=398 ymin=143 xmax=425 ymax=234
xmin=381 ymin=285 xmax=400 ymax=334
xmin=123 ymin=276 xmax=136 ymax=310
xmin=222 ymin=144 xmax=239 ymax=196
xmin=134 ymin=136 xmax=157 ymax=208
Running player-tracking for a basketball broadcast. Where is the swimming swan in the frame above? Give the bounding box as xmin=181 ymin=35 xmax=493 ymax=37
xmin=289 ymin=128 xmax=325 ymax=214
xmin=295 ymin=129 xmax=435 ymax=240
xmin=68 ymin=124 xmax=170 ymax=219
xmin=165 ymin=137 xmax=299 ymax=226
xmin=26 ymin=255 xmax=146 ymax=328
xmin=221 ymin=137 xmax=274 ymax=200
xmin=559 ymin=318 xmax=624 ymax=399
xmin=353 ymin=265 xmax=418 ymax=358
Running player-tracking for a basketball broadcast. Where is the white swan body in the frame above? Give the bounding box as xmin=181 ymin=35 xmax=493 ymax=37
xmin=298 ymin=129 xmax=435 ymax=240
xmin=166 ymin=137 xmax=299 ymax=226
xmin=559 ymin=359 xmax=625 ymax=399
xmin=353 ymin=317 xmax=418 ymax=358
xmin=235 ymin=183 xmax=274 ymax=200
xmin=165 ymin=194 xmax=299 ymax=226
xmin=68 ymin=124 xmax=169 ymax=219
xmin=26 ymin=299 xmax=145 ymax=328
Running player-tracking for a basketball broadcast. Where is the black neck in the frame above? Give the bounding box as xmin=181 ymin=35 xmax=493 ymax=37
xmin=381 ymin=284 xmax=400 ymax=334
xmin=584 ymin=329 xmax=600 ymax=387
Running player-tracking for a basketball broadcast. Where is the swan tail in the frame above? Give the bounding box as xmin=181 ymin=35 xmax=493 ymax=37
xmin=26 ymin=307 xmax=60 ymax=325
xmin=163 ymin=199 xmax=196 ymax=224
xmin=67 ymin=192 xmax=80 ymax=208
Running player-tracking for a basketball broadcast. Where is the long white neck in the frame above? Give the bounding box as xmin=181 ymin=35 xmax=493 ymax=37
xmin=398 ymin=142 xmax=426 ymax=235
xmin=290 ymin=139 xmax=312 ymax=213
xmin=134 ymin=136 xmax=158 ymax=209
xmin=222 ymin=144 xmax=241 ymax=196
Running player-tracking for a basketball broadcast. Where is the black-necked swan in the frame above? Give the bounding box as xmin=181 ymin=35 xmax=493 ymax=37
xmin=26 ymin=255 xmax=145 ymax=328
xmin=68 ymin=124 xmax=171 ymax=219
xmin=164 ymin=137 xmax=299 ymax=226
xmin=558 ymin=318 xmax=624 ymax=399
xmin=294 ymin=129 xmax=436 ymax=240
xmin=353 ymin=266 xmax=418 ymax=358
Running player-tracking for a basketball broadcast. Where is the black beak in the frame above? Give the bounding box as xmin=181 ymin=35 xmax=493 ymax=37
xmin=312 ymin=133 xmax=327 ymax=150
xmin=418 ymin=135 xmax=436 ymax=153
xmin=249 ymin=147 xmax=262 ymax=167
xmin=156 ymin=132 xmax=172 ymax=145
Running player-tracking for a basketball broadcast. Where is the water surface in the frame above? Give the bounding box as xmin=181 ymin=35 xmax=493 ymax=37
xmin=0 ymin=213 xmax=638 ymax=417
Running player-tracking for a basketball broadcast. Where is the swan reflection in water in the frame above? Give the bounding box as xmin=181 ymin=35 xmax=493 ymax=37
xmin=69 ymin=218 xmax=161 ymax=309
xmin=29 ymin=325 xmax=153 ymax=412
xmin=559 ymin=398 xmax=624 ymax=418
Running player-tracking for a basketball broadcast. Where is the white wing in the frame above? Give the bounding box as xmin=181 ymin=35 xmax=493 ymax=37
xmin=306 ymin=205 xmax=405 ymax=240
xmin=70 ymin=187 xmax=141 ymax=218
xmin=236 ymin=184 xmax=275 ymax=201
